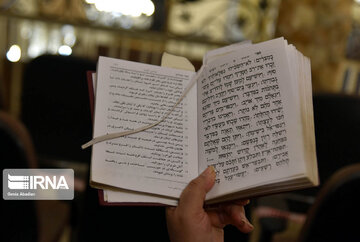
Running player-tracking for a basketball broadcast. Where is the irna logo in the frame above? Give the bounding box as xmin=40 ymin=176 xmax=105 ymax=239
xmin=7 ymin=174 xmax=69 ymax=190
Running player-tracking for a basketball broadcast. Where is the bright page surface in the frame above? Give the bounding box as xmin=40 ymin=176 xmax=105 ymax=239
xmin=91 ymin=57 xmax=198 ymax=198
xmin=197 ymin=38 xmax=307 ymax=199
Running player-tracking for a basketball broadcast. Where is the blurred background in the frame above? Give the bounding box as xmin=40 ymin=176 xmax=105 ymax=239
xmin=1 ymin=0 xmax=359 ymax=242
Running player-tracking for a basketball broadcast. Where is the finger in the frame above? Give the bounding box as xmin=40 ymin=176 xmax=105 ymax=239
xmin=178 ymin=166 xmax=216 ymax=214
xmin=231 ymin=199 xmax=250 ymax=206
xmin=165 ymin=206 xmax=177 ymax=225
xmin=225 ymin=205 xmax=254 ymax=233
xmin=206 ymin=203 xmax=235 ymax=228
xmin=207 ymin=210 xmax=226 ymax=228
xmin=205 ymin=199 xmax=249 ymax=211
xmin=207 ymin=204 xmax=254 ymax=233
xmin=165 ymin=206 xmax=176 ymax=215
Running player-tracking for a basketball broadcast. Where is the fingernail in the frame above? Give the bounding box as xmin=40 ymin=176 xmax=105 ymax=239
xmin=166 ymin=206 xmax=176 ymax=211
xmin=202 ymin=166 xmax=216 ymax=179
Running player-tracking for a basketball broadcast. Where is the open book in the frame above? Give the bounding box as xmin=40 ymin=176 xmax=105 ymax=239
xmin=86 ymin=37 xmax=318 ymax=206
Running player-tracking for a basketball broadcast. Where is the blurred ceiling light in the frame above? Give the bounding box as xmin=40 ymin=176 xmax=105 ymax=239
xmin=20 ymin=22 xmax=33 ymax=39
xmin=6 ymin=45 xmax=21 ymax=62
xmin=86 ymin=0 xmax=155 ymax=17
xmin=28 ymin=44 xmax=42 ymax=59
xmin=62 ymin=25 xmax=77 ymax=47
xmin=58 ymin=45 xmax=72 ymax=56
xmin=64 ymin=34 xmax=76 ymax=47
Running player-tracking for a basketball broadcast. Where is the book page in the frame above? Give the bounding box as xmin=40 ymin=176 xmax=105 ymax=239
xmin=91 ymin=57 xmax=198 ymax=198
xmin=197 ymin=38 xmax=307 ymax=199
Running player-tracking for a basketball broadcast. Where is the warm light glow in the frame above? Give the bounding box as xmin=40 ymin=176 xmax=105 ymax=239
xmin=85 ymin=0 xmax=97 ymax=4
xmin=142 ymin=0 xmax=155 ymax=16
xmin=356 ymin=0 xmax=360 ymax=4
xmin=58 ymin=45 xmax=72 ymax=56
xmin=6 ymin=45 xmax=21 ymax=62
xmin=62 ymin=25 xmax=77 ymax=47
xmin=91 ymin=0 xmax=155 ymax=17
xmin=28 ymin=44 xmax=42 ymax=58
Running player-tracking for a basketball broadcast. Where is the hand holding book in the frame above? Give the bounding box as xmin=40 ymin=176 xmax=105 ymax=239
xmin=166 ymin=166 xmax=253 ymax=242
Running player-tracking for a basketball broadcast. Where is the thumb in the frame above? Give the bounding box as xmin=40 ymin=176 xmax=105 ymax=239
xmin=178 ymin=166 xmax=216 ymax=213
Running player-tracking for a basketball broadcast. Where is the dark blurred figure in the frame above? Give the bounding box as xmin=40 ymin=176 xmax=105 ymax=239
xmin=0 ymin=111 xmax=38 ymax=242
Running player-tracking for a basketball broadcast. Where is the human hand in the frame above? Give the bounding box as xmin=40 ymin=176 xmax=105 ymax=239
xmin=166 ymin=166 xmax=254 ymax=242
